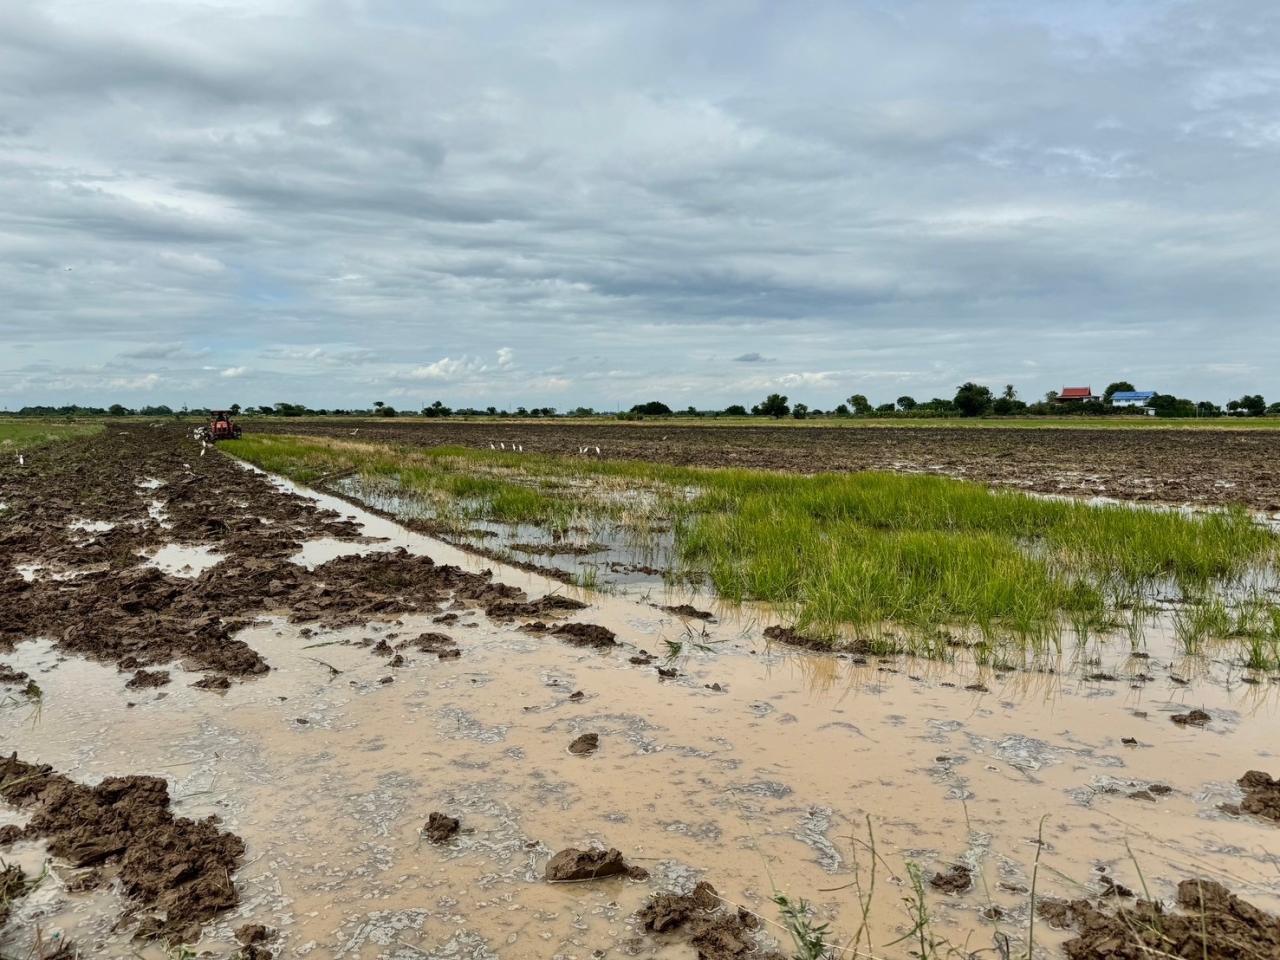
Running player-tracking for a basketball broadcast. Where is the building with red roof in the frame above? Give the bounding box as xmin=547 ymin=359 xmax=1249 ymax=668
xmin=1056 ymin=386 xmax=1099 ymax=402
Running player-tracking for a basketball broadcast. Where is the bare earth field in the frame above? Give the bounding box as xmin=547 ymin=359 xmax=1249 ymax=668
xmin=273 ymin=420 xmax=1280 ymax=515
xmin=2 ymin=427 xmax=1280 ymax=960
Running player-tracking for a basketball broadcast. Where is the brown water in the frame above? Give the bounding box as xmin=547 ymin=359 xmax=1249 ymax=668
xmin=3 ymin=475 xmax=1279 ymax=959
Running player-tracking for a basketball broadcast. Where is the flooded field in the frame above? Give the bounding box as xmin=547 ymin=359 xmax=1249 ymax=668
xmin=3 ymin=427 xmax=1280 ymax=960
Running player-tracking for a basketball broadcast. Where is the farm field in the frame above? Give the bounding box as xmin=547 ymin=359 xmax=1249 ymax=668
xmin=272 ymin=418 xmax=1280 ymax=515
xmin=2 ymin=425 xmax=1280 ymax=960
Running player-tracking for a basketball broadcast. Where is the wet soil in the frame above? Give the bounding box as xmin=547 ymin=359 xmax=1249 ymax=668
xmin=1221 ymin=770 xmax=1280 ymax=823
xmin=0 ymin=753 xmax=244 ymax=943
xmin=637 ymin=881 xmax=783 ymax=960
xmin=273 ymin=420 xmax=1280 ymax=513
xmin=4 ymin=424 xmax=1280 ymax=958
xmin=544 ymin=847 xmax=647 ymax=882
xmin=1041 ymin=879 xmax=1280 ymax=960
xmin=423 ymin=812 xmax=461 ymax=844
xmin=0 ymin=426 xmax=580 ymax=681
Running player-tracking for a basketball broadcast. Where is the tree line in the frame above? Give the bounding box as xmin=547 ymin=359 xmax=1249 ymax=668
xmin=3 ymin=383 xmax=1276 ymax=421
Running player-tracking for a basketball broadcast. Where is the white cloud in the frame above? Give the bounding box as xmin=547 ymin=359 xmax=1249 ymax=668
xmin=220 ymin=366 xmax=248 ymax=378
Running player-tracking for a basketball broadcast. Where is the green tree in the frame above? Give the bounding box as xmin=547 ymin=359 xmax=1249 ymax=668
xmin=107 ymin=403 xmax=128 ymax=416
xmin=1227 ymin=394 xmax=1266 ymax=417
xmin=630 ymin=401 xmax=673 ymax=416
xmin=229 ymin=403 xmax=242 ymax=416
xmin=1103 ymin=381 xmax=1135 ymax=404
xmin=723 ymin=404 xmax=748 ymax=416
xmin=792 ymin=402 xmax=809 ymax=419
xmin=421 ymin=400 xmax=451 ymax=418
xmin=953 ymin=382 xmax=994 ymax=417
xmin=847 ymin=394 xmax=873 ymax=415
xmin=896 ymin=395 xmax=917 ymax=412
xmin=752 ymin=394 xmax=790 ymax=418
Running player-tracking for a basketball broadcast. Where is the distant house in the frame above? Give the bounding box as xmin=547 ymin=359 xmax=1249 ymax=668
xmin=1055 ymin=386 xmax=1099 ymax=403
xmin=1110 ymin=390 xmax=1156 ymax=409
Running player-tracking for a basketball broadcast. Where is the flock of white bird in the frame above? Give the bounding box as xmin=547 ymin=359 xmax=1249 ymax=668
xmin=485 ymin=442 xmax=602 ymax=455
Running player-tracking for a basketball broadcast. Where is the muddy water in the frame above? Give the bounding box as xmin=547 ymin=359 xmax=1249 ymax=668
xmin=3 ymin=474 xmax=1280 ymax=959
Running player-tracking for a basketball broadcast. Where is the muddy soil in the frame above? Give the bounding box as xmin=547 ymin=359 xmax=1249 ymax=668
xmin=0 ymin=426 xmax=572 ymax=680
xmin=0 ymin=753 xmax=244 ymax=943
xmin=1041 ymin=879 xmax=1280 ymax=960
xmin=4 ymin=425 xmax=1280 ymax=958
xmin=273 ymin=420 xmax=1280 ymax=513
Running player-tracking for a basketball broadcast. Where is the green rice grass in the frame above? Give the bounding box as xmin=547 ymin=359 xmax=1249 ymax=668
xmin=224 ymin=434 xmax=1278 ymax=654
xmin=0 ymin=420 xmax=101 ymax=450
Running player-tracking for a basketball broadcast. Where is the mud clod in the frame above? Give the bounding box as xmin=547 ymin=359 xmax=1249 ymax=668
xmin=544 ymin=846 xmax=647 ymax=882
xmin=549 ymin=622 xmax=617 ymax=648
xmin=423 ymin=812 xmax=460 ymax=844
xmin=568 ymin=733 xmax=599 ymax=755
xmin=929 ymin=863 xmax=972 ymax=893
xmin=636 ymin=880 xmax=783 ymax=960
xmin=1171 ymin=708 xmax=1210 ymax=726
xmin=235 ymin=923 xmax=274 ymax=945
xmin=125 ymin=669 xmax=171 ymax=689
xmin=1236 ymin=770 xmax=1280 ymax=822
xmin=192 ymin=674 xmax=231 ymax=691
xmin=661 ymin=604 xmax=715 ymax=621
xmin=0 ymin=753 xmax=244 ymax=941
xmin=1042 ymin=878 xmax=1280 ymax=960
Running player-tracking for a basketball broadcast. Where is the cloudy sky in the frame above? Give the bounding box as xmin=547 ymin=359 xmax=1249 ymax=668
xmin=2 ymin=0 xmax=1277 ymax=410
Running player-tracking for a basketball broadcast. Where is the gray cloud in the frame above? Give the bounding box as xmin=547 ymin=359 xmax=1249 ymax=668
xmin=2 ymin=0 xmax=1278 ymax=410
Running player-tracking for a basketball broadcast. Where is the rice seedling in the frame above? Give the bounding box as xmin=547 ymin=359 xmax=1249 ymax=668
xmin=225 ymin=434 xmax=1280 ymax=659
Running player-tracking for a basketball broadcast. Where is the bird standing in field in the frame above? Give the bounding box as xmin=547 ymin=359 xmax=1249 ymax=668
xmin=17 ymin=455 xmax=24 ymax=466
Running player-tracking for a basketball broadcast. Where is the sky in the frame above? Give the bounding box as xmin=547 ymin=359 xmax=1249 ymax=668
xmin=1 ymin=0 xmax=1277 ymax=411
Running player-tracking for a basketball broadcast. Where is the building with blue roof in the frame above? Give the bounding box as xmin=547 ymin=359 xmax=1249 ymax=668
xmin=1110 ymin=390 xmax=1156 ymax=409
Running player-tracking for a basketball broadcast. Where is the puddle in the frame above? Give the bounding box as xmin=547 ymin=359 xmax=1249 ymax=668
xmin=3 ymin=470 xmax=1280 ymax=958
xmin=332 ymin=474 xmax=680 ymax=591
xmin=66 ymin=519 xmax=116 ymax=533
xmin=143 ymin=543 xmax=224 ymax=578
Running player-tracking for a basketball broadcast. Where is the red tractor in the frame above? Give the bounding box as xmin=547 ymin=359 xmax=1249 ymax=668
xmin=204 ymin=410 xmax=242 ymax=441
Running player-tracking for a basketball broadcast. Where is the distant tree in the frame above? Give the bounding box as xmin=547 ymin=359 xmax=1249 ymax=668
xmin=896 ymin=396 xmax=917 ymax=412
xmin=421 ymin=400 xmax=451 ymax=418
xmin=139 ymin=404 xmax=174 ymax=416
xmin=792 ymin=402 xmax=809 ymax=420
xmin=569 ymin=406 xmax=596 ymax=417
xmin=630 ymin=401 xmax=673 ymax=416
xmin=373 ymin=401 xmax=385 ymax=411
xmin=376 ymin=405 xmax=398 ymax=417
xmin=752 ymin=394 xmax=790 ymax=418
xmin=1196 ymin=401 xmax=1222 ymax=418
xmin=229 ymin=403 xmax=242 ymax=416
xmin=274 ymin=402 xmax=307 ymax=417
xmin=875 ymin=402 xmax=895 ymax=413
xmin=1227 ymin=394 xmax=1267 ymax=417
xmin=515 ymin=406 xmax=528 ymax=416
xmin=953 ymin=382 xmax=994 ymax=417
xmin=847 ymin=394 xmax=873 ymax=416
xmin=1002 ymin=384 xmax=1018 ymax=401
xmin=1149 ymin=393 xmax=1195 ymax=418
xmin=833 ymin=403 xmax=851 ymax=417
xmin=107 ymin=403 xmax=128 ymax=416
xmin=1043 ymin=390 xmax=1059 ymax=404
xmin=1103 ymin=381 xmax=1135 ymax=404
xmin=1269 ymin=402 xmax=1280 ymax=416
xmin=723 ymin=404 xmax=748 ymax=416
